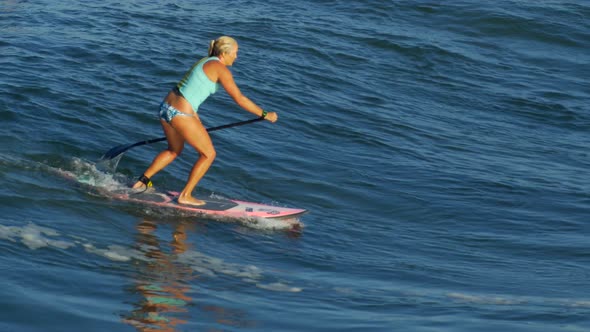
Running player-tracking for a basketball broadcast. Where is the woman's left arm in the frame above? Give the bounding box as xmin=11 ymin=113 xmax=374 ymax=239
xmin=216 ymin=64 xmax=278 ymax=122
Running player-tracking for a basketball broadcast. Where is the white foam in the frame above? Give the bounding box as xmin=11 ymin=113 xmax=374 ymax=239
xmin=256 ymin=282 xmax=302 ymax=293
xmin=570 ymin=301 xmax=590 ymax=308
xmin=0 ymin=222 xmax=303 ymax=292
xmin=0 ymin=225 xmax=19 ymax=242
xmin=446 ymin=292 xmax=590 ymax=308
xmin=241 ymin=216 xmax=303 ymax=231
xmin=177 ymin=250 xmax=303 ymax=292
xmin=0 ymin=223 xmax=75 ymax=250
xmin=447 ymin=292 xmax=520 ymax=305
xmin=178 ymin=251 xmax=264 ymax=281
xmin=83 ymin=243 xmax=146 ymax=262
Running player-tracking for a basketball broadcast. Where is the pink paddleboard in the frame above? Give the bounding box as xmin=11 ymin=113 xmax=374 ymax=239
xmin=57 ymin=167 xmax=307 ymax=229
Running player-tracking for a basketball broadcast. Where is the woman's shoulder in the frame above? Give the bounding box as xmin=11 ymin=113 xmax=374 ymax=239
xmin=203 ymin=56 xmax=220 ymax=64
xmin=202 ymin=57 xmax=228 ymax=82
xmin=204 ymin=57 xmax=227 ymax=71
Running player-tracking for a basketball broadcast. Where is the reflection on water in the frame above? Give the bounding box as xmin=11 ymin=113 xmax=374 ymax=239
xmin=121 ymin=220 xmax=256 ymax=331
xmin=122 ymin=220 xmax=194 ymax=331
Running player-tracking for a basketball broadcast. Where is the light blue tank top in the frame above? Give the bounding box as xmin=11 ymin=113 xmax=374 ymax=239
xmin=177 ymin=57 xmax=221 ymax=112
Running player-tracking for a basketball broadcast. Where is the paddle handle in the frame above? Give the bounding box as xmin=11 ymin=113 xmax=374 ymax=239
xmin=206 ymin=117 xmax=265 ymax=132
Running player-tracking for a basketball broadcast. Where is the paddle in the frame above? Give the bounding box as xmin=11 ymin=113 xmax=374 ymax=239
xmin=100 ymin=117 xmax=265 ymax=161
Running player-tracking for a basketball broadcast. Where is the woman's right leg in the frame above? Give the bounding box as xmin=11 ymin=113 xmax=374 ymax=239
xmin=132 ymin=119 xmax=185 ymax=189
xmin=170 ymin=115 xmax=216 ymax=206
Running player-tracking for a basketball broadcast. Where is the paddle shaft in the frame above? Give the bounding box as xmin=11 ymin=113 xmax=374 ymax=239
xmin=133 ymin=117 xmax=263 ymax=146
xmin=100 ymin=117 xmax=265 ymax=160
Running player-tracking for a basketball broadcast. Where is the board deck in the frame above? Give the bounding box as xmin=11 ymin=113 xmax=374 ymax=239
xmin=112 ymin=190 xmax=308 ymax=221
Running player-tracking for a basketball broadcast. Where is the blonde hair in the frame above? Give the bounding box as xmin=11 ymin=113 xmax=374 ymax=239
xmin=208 ymin=36 xmax=237 ymax=57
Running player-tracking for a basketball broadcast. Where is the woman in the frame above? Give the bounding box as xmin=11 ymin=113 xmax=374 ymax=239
xmin=132 ymin=36 xmax=278 ymax=206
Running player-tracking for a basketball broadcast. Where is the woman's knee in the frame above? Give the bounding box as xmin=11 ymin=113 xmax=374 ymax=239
xmin=169 ymin=146 xmax=184 ymax=157
xmin=200 ymin=147 xmax=216 ymax=161
xmin=164 ymin=147 xmax=183 ymax=160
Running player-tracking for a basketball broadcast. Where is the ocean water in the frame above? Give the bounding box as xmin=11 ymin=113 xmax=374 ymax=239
xmin=1 ymin=0 xmax=589 ymax=331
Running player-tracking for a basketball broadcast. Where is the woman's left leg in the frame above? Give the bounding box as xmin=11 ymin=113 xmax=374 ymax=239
xmin=132 ymin=119 xmax=185 ymax=189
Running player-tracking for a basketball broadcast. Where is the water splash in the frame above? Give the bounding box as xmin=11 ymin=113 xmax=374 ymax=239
xmin=66 ymin=157 xmax=129 ymax=191
xmin=95 ymin=154 xmax=124 ymax=174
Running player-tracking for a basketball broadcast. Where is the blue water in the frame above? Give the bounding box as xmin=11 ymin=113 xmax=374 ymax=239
xmin=2 ymin=1 xmax=590 ymax=331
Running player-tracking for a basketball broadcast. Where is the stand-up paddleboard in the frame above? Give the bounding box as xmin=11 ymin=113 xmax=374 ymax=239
xmin=56 ymin=165 xmax=307 ymax=230
xmin=112 ymin=190 xmax=308 ymax=222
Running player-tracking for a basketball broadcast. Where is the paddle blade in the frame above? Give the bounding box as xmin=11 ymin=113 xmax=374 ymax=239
xmin=100 ymin=143 xmax=136 ymax=160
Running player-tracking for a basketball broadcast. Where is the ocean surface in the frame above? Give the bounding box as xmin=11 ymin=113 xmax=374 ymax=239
xmin=1 ymin=0 xmax=589 ymax=331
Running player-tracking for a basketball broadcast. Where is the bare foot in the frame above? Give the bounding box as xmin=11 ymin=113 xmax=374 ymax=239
xmin=177 ymin=195 xmax=206 ymax=206
xmin=131 ymin=181 xmax=144 ymax=189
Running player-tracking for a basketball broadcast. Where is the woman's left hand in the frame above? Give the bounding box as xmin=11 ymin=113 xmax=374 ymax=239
xmin=265 ymin=111 xmax=278 ymax=123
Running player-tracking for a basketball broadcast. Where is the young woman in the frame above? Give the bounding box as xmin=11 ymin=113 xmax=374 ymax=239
xmin=132 ymin=36 xmax=278 ymax=206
